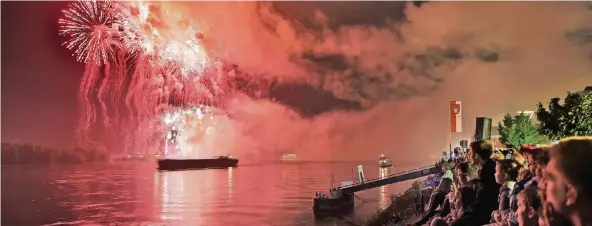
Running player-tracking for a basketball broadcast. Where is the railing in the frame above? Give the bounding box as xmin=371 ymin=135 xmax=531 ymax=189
xmin=337 ymin=165 xmax=437 ymax=190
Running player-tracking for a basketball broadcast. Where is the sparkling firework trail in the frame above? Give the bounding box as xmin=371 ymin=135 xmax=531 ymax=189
xmin=162 ymin=106 xmax=219 ymax=158
xmin=58 ymin=0 xmax=122 ymax=65
xmin=59 ymin=0 xmax=231 ymax=155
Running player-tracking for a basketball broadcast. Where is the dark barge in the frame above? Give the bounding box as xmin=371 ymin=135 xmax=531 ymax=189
xmin=157 ymin=156 xmax=239 ymax=171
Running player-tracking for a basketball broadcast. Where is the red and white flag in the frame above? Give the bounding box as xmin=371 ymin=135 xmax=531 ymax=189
xmin=449 ymin=100 xmax=462 ymax=133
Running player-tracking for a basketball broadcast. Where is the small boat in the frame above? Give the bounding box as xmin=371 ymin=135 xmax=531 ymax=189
xmin=379 ymin=154 xmax=392 ymax=168
xmin=157 ymin=156 xmax=239 ymax=171
xmin=110 ymin=152 xmax=146 ymax=162
xmin=313 ymin=174 xmax=354 ymax=217
xmin=281 ymin=153 xmax=298 ymax=161
xmin=312 ymin=191 xmax=355 ymax=217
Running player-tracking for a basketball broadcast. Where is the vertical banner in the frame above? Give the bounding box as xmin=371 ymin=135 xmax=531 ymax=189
xmin=449 ymin=100 xmax=462 ymax=132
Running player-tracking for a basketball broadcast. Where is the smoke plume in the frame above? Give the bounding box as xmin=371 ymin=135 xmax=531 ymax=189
xmin=166 ymin=2 xmax=592 ymax=164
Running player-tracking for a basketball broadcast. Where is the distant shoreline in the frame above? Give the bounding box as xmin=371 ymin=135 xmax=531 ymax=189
xmin=1 ymin=142 xmax=110 ymax=166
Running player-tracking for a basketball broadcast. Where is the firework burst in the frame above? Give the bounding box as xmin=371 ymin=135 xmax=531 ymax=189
xmin=58 ymin=0 xmax=123 ymax=64
xmin=162 ymin=106 xmax=219 ymax=158
xmin=59 ymin=0 xmax=228 ymax=154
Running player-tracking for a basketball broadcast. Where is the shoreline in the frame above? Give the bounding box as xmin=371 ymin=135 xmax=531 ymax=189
xmin=365 ymin=177 xmax=437 ymax=226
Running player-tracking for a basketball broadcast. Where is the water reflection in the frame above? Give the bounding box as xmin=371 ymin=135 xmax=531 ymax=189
xmin=228 ymin=167 xmax=233 ymax=200
xmin=156 ymin=170 xmax=216 ymax=225
xmin=2 ymin=162 xmax=417 ymax=225
xmin=378 ymin=167 xmax=390 ymax=209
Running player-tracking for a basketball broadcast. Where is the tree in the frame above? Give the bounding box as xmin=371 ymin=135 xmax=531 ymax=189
xmin=537 ymin=91 xmax=592 ymax=140
xmin=498 ymin=112 xmax=549 ymax=148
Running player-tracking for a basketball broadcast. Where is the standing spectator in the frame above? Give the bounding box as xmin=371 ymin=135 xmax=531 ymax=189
xmin=450 ymin=140 xmax=501 ymax=226
xmin=545 ymin=137 xmax=592 ymax=226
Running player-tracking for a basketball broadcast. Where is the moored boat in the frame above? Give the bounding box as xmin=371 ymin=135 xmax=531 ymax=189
xmin=378 ymin=154 xmax=393 ymax=168
xmin=312 ymin=191 xmax=355 ymax=217
xmin=157 ymin=156 xmax=239 ymax=171
xmin=281 ymin=153 xmax=298 ymax=161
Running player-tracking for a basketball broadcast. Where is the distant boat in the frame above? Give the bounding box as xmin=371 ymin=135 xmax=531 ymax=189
xmin=281 ymin=153 xmax=298 ymax=161
xmin=379 ymin=154 xmax=393 ymax=168
xmin=110 ymin=152 xmax=146 ymax=162
xmin=157 ymin=156 xmax=239 ymax=171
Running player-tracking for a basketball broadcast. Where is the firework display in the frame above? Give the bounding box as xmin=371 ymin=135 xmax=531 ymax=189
xmin=162 ymin=106 xmax=218 ymax=158
xmin=59 ymin=0 xmax=230 ymax=156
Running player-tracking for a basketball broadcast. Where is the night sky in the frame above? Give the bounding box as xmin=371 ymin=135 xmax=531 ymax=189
xmin=2 ymin=2 xmax=83 ymax=146
xmin=2 ymin=1 xmax=591 ymax=161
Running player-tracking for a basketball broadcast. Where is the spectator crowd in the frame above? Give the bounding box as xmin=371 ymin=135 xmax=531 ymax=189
xmin=412 ymin=136 xmax=592 ymax=226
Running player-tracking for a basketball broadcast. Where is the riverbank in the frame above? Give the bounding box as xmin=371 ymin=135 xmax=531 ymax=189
xmin=366 ymin=177 xmax=437 ymax=226
xmin=1 ymin=142 xmax=109 ymax=165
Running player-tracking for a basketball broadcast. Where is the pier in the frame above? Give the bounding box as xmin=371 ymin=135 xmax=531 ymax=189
xmin=340 ymin=165 xmax=439 ymax=194
xmin=312 ymin=163 xmax=441 ymax=216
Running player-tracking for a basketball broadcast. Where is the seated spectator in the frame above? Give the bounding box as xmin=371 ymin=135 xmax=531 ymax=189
xmin=538 ymin=201 xmax=573 ymax=226
xmin=430 ymin=186 xmax=477 ymax=226
xmin=455 ymin=162 xmax=471 ymax=187
xmin=450 ymin=140 xmax=501 ymax=226
xmin=534 ymin=149 xmax=550 ymax=202
xmin=490 ymin=157 xmax=520 ymax=224
xmin=516 ymin=186 xmax=541 ymax=226
xmin=519 ymin=145 xmax=550 ymax=189
xmin=544 ymin=137 xmax=592 ymax=226
xmin=502 ymin=151 xmax=530 ymax=226
xmin=415 ymin=162 xmax=455 ymax=225
xmin=532 ymin=146 xmax=573 ymax=226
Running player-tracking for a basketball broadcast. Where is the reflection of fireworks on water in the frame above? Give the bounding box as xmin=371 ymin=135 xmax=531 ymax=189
xmin=59 ymin=0 xmax=227 ymax=153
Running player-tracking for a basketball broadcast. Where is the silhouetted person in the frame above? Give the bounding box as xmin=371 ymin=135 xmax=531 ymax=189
xmin=415 ymin=162 xmax=454 ymax=225
xmin=450 ymin=140 xmax=501 ymax=226
xmin=455 ymin=162 xmax=471 ymax=188
xmin=430 ymin=186 xmax=476 ymax=226
xmin=416 ymin=193 xmax=424 ymax=216
xmin=545 ymin=137 xmax=592 ymax=226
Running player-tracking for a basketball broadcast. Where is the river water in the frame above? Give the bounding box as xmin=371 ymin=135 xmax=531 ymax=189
xmin=2 ymin=161 xmax=425 ymax=226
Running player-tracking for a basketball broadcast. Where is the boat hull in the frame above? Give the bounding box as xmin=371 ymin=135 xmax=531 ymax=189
xmin=312 ymin=193 xmax=355 ymax=218
xmin=157 ymin=158 xmax=238 ymax=171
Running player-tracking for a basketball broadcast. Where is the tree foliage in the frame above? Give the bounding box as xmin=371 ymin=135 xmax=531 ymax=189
xmin=498 ymin=112 xmax=549 ymax=148
xmin=536 ymin=91 xmax=592 ymax=140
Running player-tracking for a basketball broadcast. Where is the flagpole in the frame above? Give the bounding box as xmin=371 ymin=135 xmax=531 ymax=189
xmin=448 ymin=99 xmax=452 ymax=155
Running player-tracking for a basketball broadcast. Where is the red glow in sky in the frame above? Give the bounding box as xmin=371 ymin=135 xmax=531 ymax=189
xmin=2 ymin=1 xmax=591 ymax=163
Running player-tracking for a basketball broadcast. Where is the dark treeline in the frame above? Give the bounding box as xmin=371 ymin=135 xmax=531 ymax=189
xmin=1 ymin=142 xmax=109 ymax=165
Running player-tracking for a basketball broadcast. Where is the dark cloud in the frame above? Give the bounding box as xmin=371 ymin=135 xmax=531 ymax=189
xmin=269 ymin=84 xmax=362 ymax=117
xmin=272 ymin=2 xmax=407 ymax=30
xmin=301 ymin=53 xmax=350 ymax=72
xmin=475 ymin=49 xmax=499 ymax=63
xmin=565 ymin=28 xmax=592 ymax=45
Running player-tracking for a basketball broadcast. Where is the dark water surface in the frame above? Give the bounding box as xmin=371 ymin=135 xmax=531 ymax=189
xmin=2 ymin=161 xmax=424 ymax=226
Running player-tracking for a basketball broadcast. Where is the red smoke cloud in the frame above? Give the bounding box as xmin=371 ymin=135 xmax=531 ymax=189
xmin=78 ymin=2 xmax=592 ymax=164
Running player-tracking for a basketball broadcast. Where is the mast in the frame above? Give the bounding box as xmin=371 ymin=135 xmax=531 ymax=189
xmin=331 ymin=172 xmax=335 ymax=189
xmin=448 ymin=99 xmax=452 ymax=154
